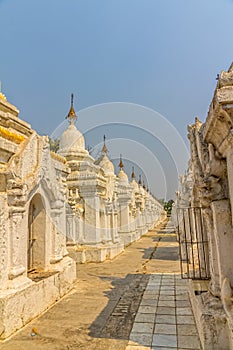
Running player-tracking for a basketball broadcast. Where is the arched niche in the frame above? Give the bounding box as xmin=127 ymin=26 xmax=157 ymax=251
xmin=28 ymin=193 xmax=46 ymax=272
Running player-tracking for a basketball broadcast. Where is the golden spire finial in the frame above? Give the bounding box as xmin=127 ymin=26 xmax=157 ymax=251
xmin=138 ymin=174 xmax=142 ymax=186
xmin=119 ymin=154 xmax=124 ymax=169
xmin=66 ymin=93 xmax=77 ymax=124
xmin=101 ymin=134 xmax=108 ymax=154
xmin=131 ymin=166 xmax=135 ymax=180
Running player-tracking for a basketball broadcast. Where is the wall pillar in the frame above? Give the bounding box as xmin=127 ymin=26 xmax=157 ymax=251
xmin=118 ymin=200 xmax=131 ymax=233
xmin=211 ymin=200 xmax=233 ymax=287
xmin=8 ymin=207 xmax=26 ymax=280
xmin=0 ymin=205 xmax=9 ymax=289
xmin=50 ymin=208 xmax=65 ymax=264
xmin=83 ymin=196 xmax=101 ymax=244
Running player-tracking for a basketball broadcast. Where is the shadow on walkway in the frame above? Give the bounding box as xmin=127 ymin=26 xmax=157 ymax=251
xmin=89 ymin=273 xmax=150 ymax=341
xmin=151 ymin=246 xmax=179 ymax=261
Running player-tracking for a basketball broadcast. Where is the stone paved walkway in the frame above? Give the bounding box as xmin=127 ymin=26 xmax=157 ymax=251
xmin=126 ymin=273 xmax=201 ymax=350
xmin=0 ymin=220 xmax=202 ymax=350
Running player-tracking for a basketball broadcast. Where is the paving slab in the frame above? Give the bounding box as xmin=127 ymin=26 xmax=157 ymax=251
xmin=140 ymin=301 xmax=157 ymax=307
xmin=135 ymin=313 xmax=156 ymax=323
xmin=131 ymin=323 xmax=154 ymax=334
xmin=138 ymin=306 xmax=157 ymax=314
xmin=159 ymin=295 xmax=175 ymax=301
xmin=155 ymin=314 xmax=176 ymax=325
xmin=158 ymin=300 xmax=176 ymax=307
xmin=154 ymin=324 xmax=176 ymax=335
xmin=152 ymin=347 xmax=179 ymax=350
xmin=152 ymin=334 xmax=177 ymax=347
xmin=176 ymin=308 xmax=193 ymax=316
xmin=156 ymin=306 xmax=176 ymax=315
xmin=177 ymin=324 xmax=198 ymax=336
xmin=129 ymin=333 xmax=153 ymax=346
xmin=177 ymin=315 xmax=195 ymax=325
xmin=178 ymin=335 xmax=201 ymax=349
xmin=126 ymin=346 xmax=152 ymax=350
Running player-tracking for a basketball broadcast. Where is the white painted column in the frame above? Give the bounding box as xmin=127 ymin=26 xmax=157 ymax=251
xmin=8 ymin=207 xmax=26 ymax=280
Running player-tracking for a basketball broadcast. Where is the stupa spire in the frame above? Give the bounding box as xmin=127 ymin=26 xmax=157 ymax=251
xmin=138 ymin=174 xmax=142 ymax=186
xmin=66 ymin=93 xmax=77 ymax=125
xmin=101 ymin=134 xmax=108 ymax=154
xmin=119 ymin=154 xmax=124 ymax=169
xmin=131 ymin=166 xmax=135 ymax=180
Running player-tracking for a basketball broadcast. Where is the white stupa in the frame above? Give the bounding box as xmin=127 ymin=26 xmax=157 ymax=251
xmin=59 ymin=94 xmax=91 ymax=162
xmin=95 ymin=135 xmax=115 ymax=176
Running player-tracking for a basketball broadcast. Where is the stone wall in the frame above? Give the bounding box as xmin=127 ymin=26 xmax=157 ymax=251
xmin=173 ymin=63 xmax=233 ymax=350
xmin=0 ymin=95 xmax=76 ymax=339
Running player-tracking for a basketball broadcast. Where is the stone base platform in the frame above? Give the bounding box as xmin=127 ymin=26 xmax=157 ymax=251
xmin=67 ymin=241 xmax=124 ymax=263
xmin=0 ymin=257 xmax=76 ymax=340
xmin=189 ymin=280 xmax=232 ymax=350
xmin=119 ymin=219 xmax=167 ymax=247
xmin=119 ymin=231 xmax=142 ymax=247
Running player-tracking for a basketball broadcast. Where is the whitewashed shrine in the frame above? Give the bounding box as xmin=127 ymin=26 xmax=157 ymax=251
xmin=0 ymin=93 xmax=76 ymax=339
xmin=0 ymin=91 xmax=165 ymax=339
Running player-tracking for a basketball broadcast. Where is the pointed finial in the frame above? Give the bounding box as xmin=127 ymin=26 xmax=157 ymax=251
xmin=0 ymin=81 xmax=6 ymax=101
xmin=119 ymin=154 xmax=124 ymax=169
xmin=101 ymin=134 xmax=108 ymax=154
xmin=66 ymin=93 xmax=77 ymax=124
xmin=131 ymin=166 xmax=135 ymax=180
xmin=138 ymin=174 xmax=142 ymax=186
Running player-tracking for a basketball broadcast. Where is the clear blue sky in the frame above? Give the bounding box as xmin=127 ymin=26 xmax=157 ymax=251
xmin=1 ymin=0 xmax=233 ymax=199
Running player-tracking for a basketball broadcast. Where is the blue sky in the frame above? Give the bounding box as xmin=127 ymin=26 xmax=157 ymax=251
xmin=0 ymin=0 xmax=233 ymax=198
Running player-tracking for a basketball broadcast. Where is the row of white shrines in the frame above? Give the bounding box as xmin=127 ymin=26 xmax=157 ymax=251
xmin=0 ymin=92 xmax=166 ymax=339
